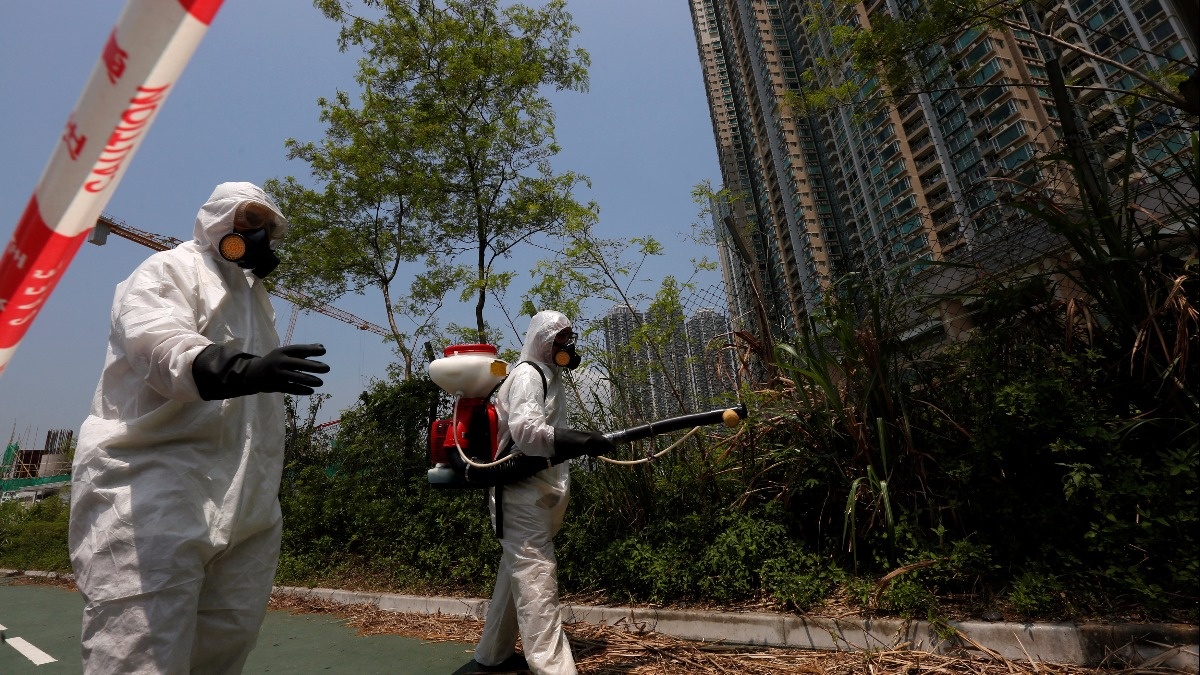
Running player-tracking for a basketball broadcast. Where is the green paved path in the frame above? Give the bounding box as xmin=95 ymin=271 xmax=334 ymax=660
xmin=0 ymin=584 xmax=481 ymax=674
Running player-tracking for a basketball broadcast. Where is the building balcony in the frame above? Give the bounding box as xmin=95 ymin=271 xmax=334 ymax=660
xmin=926 ymin=189 xmax=952 ymax=209
xmin=932 ymin=211 xmax=959 ymax=233
xmin=914 ymin=151 xmax=940 ymax=171
xmin=938 ymin=236 xmax=968 ymax=258
xmin=991 ymin=121 xmax=1030 ymax=152
xmin=1092 ymin=122 xmax=1125 ymax=146
xmin=900 ymin=99 xmax=923 ymax=124
xmin=1042 ymin=2 xmax=1070 ymax=27
xmin=982 ymin=100 xmax=1020 ymax=129
xmin=1076 ymin=84 xmax=1105 ymax=105
xmin=967 ymin=83 xmax=1013 ymax=114
xmin=1102 ymin=149 xmax=1128 ymax=171
xmin=920 ymin=170 xmax=947 ymax=190
xmin=902 ymin=115 xmax=928 ymax=137
xmin=908 ymin=135 xmax=933 ymax=153
xmin=1068 ymin=59 xmax=1096 ymax=80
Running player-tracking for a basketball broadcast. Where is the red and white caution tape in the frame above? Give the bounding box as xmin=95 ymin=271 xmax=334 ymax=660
xmin=0 ymin=0 xmax=224 ymax=376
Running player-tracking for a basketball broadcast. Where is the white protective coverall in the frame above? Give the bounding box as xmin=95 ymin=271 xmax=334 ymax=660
xmin=69 ymin=182 xmax=289 ymax=674
xmin=475 ymin=310 xmax=577 ymax=674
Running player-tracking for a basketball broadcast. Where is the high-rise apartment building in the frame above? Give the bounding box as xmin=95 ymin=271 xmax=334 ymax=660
xmin=1048 ymin=0 xmax=1195 ymax=172
xmin=646 ymin=302 xmax=692 ymax=418
xmin=601 ymin=304 xmax=655 ymax=420
xmin=689 ymin=0 xmax=1196 ymax=339
xmin=601 ymin=304 xmax=736 ymax=421
xmin=685 ymin=308 xmax=737 ymax=410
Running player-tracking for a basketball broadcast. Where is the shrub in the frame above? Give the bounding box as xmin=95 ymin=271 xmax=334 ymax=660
xmin=760 ymin=552 xmax=842 ymax=612
xmin=0 ymin=497 xmax=71 ymax=572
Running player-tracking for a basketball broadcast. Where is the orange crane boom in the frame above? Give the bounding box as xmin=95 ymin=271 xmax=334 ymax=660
xmin=89 ymin=213 xmax=389 ymax=338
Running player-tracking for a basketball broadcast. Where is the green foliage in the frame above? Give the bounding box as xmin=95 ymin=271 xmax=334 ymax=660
xmin=264 ymin=129 xmax=1197 ymax=622
xmin=770 ymin=272 xmax=936 ymax=569
xmin=0 ymin=497 xmax=71 ymax=572
xmin=698 ymin=511 xmax=787 ymax=603
xmin=269 ymin=0 xmax=593 ymax=372
xmin=1014 ymin=135 xmax=1198 ymax=429
xmin=1008 ymin=569 xmax=1066 ymax=618
xmin=760 ymin=552 xmax=843 ymax=612
xmin=736 ymin=202 xmax=1196 ymax=617
xmin=877 ymin=576 xmax=937 ymax=617
xmin=278 ymin=375 xmax=500 ymax=595
xmin=559 ymin=504 xmax=813 ymax=607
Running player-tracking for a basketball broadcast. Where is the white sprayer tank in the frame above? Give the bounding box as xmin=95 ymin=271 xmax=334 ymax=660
xmin=428 ymin=344 xmax=509 ymax=398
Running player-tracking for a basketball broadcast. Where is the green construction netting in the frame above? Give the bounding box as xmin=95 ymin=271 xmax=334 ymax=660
xmin=2 ymin=443 xmax=69 ymax=492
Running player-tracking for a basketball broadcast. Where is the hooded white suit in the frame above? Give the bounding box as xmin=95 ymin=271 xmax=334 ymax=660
xmin=475 ymin=310 xmax=577 ymax=674
xmin=69 ymin=182 xmax=289 ymax=674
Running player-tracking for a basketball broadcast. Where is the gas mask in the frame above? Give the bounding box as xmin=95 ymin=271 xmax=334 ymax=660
xmin=552 ymin=331 xmax=581 ymax=370
xmin=217 ymin=202 xmax=281 ymax=278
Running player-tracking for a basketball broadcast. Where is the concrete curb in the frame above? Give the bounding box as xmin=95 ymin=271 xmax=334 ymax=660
xmin=0 ymin=568 xmax=65 ymax=579
xmin=275 ymin=585 xmax=1199 ymax=672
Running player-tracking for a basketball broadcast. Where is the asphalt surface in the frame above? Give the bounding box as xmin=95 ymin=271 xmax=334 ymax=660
xmin=0 ymin=583 xmax=481 ymax=674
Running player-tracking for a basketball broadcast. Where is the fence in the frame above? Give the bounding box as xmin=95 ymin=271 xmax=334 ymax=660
xmin=1 ymin=429 xmax=73 ymax=497
xmin=564 ymin=282 xmax=746 ymax=435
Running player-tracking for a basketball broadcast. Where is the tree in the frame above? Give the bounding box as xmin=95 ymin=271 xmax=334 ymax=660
xmin=268 ymin=0 xmax=592 ymax=375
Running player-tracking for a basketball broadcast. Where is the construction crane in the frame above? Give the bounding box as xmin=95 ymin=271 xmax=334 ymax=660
xmin=88 ymin=213 xmax=390 ymax=344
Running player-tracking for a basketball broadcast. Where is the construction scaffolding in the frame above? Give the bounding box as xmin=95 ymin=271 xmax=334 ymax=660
xmin=1 ymin=428 xmax=73 ymax=500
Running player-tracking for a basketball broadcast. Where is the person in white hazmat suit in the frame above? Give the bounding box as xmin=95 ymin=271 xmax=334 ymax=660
xmin=69 ymin=182 xmax=330 ymax=674
xmin=473 ymin=310 xmax=616 ymax=674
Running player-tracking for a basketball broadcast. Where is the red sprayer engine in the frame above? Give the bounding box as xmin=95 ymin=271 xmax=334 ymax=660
xmin=426 ymin=344 xmax=750 ymax=490
xmin=427 ymin=344 xmax=509 ymax=486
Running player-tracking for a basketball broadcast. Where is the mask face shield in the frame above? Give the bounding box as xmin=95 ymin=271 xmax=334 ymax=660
xmin=552 ymin=329 xmax=581 ymax=369
xmin=218 ymin=201 xmax=281 ymax=278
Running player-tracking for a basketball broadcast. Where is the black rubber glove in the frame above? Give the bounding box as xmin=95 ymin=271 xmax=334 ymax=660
xmin=552 ymin=427 xmax=616 ymax=462
xmin=193 ymin=343 xmax=330 ymax=400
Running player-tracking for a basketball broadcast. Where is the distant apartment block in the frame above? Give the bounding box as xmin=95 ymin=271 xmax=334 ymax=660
xmin=685 ymin=308 xmax=739 ymax=411
xmin=600 ymin=304 xmax=655 ymax=420
xmin=600 ymin=304 xmax=736 ymax=421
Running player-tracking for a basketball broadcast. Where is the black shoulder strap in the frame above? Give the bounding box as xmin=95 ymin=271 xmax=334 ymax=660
xmin=516 ymin=360 xmax=548 ymax=401
xmin=496 ymin=360 xmax=548 ymax=461
xmin=488 ymin=360 xmax=546 ymax=401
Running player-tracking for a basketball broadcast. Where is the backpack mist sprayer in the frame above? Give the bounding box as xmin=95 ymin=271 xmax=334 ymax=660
xmin=425 ymin=343 xmax=748 ymax=489
xmin=425 ymin=344 xmax=508 ymax=488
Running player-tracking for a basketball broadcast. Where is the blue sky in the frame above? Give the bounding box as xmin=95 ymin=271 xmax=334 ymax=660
xmin=0 ymin=0 xmax=723 ymax=444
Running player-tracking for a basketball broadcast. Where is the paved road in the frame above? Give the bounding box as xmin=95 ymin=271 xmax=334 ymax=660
xmin=1 ymin=584 xmax=482 ymax=674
